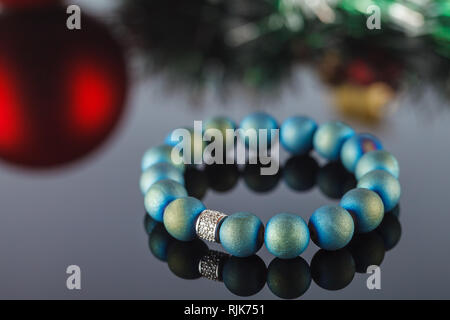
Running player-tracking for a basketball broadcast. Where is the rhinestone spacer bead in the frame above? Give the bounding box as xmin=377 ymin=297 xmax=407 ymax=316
xmin=198 ymin=250 xmax=229 ymax=281
xmin=195 ymin=209 xmax=228 ymax=243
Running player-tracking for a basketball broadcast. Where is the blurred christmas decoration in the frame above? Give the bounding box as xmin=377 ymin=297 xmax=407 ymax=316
xmin=119 ymin=0 xmax=450 ymax=122
xmin=0 ymin=6 xmax=128 ymax=169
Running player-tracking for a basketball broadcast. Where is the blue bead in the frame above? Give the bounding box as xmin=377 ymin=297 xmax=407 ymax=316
xmin=165 ymin=127 xmax=205 ymax=163
xmin=239 ymin=112 xmax=278 ymax=150
xmin=165 ymin=130 xmax=181 ymax=147
xmin=313 ymin=121 xmax=355 ymax=160
xmin=340 ymin=133 xmax=383 ymax=172
xmin=280 ymin=116 xmax=317 ymax=155
xmin=139 ymin=162 xmax=184 ymax=195
xmin=355 ymin=150 xmax=399 ymax=180
xmin=357 ymin=170 xmax=401 ymax=212
xmin=340 ymin=188 xmax=384 ymax=233
xmin=265 ymin=213 xmax=310 ymax=259
xmin=219 ymin=212 xmax=265 ymax=257
xmin=308 ymin=205 xmax=355 ymax=251
xmin=148 ymin=223 xmax=173 ymax=261
xmin=144 ymin=179 xmax=188 ymax=222
xmin=141 ymin=145 xmax=185 ymax=172
xmin=163 ymin=197 xmax=206 ymax=241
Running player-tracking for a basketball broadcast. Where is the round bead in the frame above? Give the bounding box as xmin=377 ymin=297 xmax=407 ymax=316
xmin=144 ymin=179 xmax=188 ymax=222
xmin=165 ymin=127 xmax=205 ymax=163
xmin=265 ymin=213 xmax=310 ymax=259
xmin=283 ymin=155 xmax=319 ymax=191
xmin=355 ymin=150 xmax=399 ymax=180
xmin=313 ymin=121 xmax=355 ymax=160
xmin=376 ymin=213 xmax=402 ymax=251
xmin=222 ymin=255 xmax=267 ymax=297
xmin=357 ymin=170 xmax=401 ymax=212
xmin=148 ymin=223 xmax=173 ymax=262
xmin=310 ymin=249 xmax=355 ymax=290
xmin=340 ymin=188 xmax=384 ymax=233
xmin=243 ymin=163 xmax=280 ymax=193
xmin=139 ymin=162 xmax=184 ymax=195
xmin=308 ymin=205 xmax=355 ymax=251
xmin=267 ymin=257 xmax=311 ymax=299
xmin=317 ymin=162 xmax=356 ymax=199
xmin=239 ymin=112 xmax=278 ymax=149
xmin=141 ymin=145 xmax=185 ymax=172
xmin=280 ymin=116 xmax=317 ymax=155
xmin=219 ymin=212 xmax=265 ymax=257
xmin=203 ymin=116 xmax=236 ymax=147
xmin=348 ymin=232 xmax=385 ymax=273
xmin=165 ymin=127 xmax=187 ymax=147
xmin=184 ymin=166 xmax=208 ymax=200
xmin=167 ymin=239 xmax=208 ymax=279
xmin=340 ymin=133 xmax=382 ymax=173
xmin=163 ymin=197 xmax=206 ymax=241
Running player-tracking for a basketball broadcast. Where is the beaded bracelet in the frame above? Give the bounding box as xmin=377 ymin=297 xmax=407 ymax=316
xmin=140 ymin=113 xmax=401 ymax=259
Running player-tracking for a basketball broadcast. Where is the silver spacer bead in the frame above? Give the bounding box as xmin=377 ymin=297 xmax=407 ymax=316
xmin=195 ymin=209 xmax=228 ymax=243
xmin=198 ymin=250 xmax=229 ymax=281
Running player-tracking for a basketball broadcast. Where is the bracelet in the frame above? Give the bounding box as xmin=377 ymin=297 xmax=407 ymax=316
xmin=140 ymin=113 xmax=401 ymax=259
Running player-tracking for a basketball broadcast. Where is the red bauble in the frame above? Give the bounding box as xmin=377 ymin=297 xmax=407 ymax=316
xmin=346 ymin=59 xmax=376 ymax=86
xmin=0 ymin=7 xmax=128 ymax=168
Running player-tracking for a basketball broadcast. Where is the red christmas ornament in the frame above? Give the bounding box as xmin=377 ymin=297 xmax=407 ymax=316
xmin=0 ymin=7 xmax=128 ymax=169
xmin=346 ymin=59 xmax=376 ymax=85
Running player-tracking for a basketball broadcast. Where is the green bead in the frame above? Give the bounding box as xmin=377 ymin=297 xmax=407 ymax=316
xmin=265 ymin=213 xmax=309 ymax=259
xmin=203 ymin=116 xmax=236 ymax=148
xmin=144 ymin=179 xmax=187 ymax=222
xmin=219 ymin=212 xmax=265 ymax=257
xmin=313 ymin=121 xmax=355 ymax=161
xmin=163 ymin=197 xmax=206 ymax=241
xmin=340 ymin=188 xmax=384 ymax=233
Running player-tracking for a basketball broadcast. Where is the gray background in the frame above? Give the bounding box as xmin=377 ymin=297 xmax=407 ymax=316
xmin=0 ymin=1 xmax=449 ymax=299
